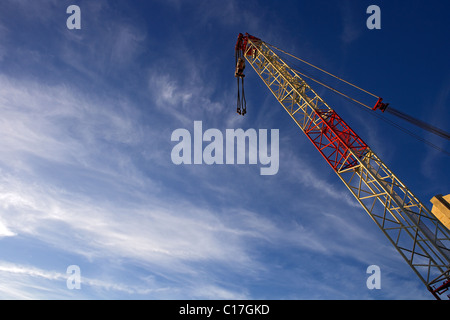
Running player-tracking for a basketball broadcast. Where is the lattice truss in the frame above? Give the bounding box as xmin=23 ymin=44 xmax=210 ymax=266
xmin=244 ymin=37 xmax=450 ymax=298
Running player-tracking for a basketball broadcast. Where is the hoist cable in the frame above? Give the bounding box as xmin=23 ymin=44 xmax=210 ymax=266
xmin=241 ymin=77 xmax=246 ymax=114
xmin=236 ymin=77 xmax=241 ymax=114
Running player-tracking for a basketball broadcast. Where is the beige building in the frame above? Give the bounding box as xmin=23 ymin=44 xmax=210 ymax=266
xmin=431 ymin=194 xmax=450 ymax=230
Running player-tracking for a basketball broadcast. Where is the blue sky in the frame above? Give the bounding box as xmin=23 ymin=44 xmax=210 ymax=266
xmin=0 ymin=0 xmax=449 ymax=300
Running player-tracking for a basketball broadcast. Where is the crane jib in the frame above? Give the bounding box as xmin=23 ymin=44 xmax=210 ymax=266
xmin=235 ymin=32 xmax=450 ymax=300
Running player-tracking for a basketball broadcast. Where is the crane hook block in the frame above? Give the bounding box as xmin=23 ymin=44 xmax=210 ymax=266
xmin=235 ymin=57 xmax=245 ymax=78
xmin=235 ymin=33 xmax=260 ymax=117
xmin=372 ymin=97 xmax=389 ymax=112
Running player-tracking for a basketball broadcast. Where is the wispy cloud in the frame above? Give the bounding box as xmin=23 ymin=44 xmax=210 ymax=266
xmin=280 ymin=147 xmax=359 ymax=209
xmin=0 ymin=72 xmax=324 ymax=298
xmin=0 ymin=261 xmax=178 ymax=299
xmin=0 ymin=0 xmax=437 ymax=300
xmin=339 ymin=0 xmax=363 ymax=45
xmin=0 ymin=219 xmax=15 ymax=237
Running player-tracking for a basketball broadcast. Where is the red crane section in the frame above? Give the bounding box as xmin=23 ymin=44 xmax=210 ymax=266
xmin=304 ymin=109 xmax=369 ymax=172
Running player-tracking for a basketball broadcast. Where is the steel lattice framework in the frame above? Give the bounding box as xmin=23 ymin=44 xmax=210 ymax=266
xmin=237 ymin=33 xmax=450 ymax=299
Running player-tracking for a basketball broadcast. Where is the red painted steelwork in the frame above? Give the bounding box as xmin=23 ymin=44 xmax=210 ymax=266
xmin=304 ymin=109 xmax=369 ymax=172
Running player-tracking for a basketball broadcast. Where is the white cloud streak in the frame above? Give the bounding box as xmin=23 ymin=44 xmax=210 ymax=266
xmin=0 ymin=0 xmax=433 ymax=300
xmin=0 ymin=261 xmax=175 ymax=299
xmin=0 ymin=73 xmax=333 ymax=299
xmin=339 ymin=0 xmax=363 ymax=45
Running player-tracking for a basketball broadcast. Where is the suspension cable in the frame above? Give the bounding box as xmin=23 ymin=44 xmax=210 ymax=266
xmin=267 ymin=42 xmax=379 ymax=98
xmin=291 ymin=66 xmax=373 ymax=110
xmin=386 ymin=107 xmax=450 ymax=141
xmin=263 ymin=39 xmax=450 ymax=155
xmin=290 ymin=63 xmax=450 ymax=156
xmin=344 ymin=94 xmax=450 ymax=157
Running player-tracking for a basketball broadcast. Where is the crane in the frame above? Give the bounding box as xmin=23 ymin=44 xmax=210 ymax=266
xmin=234 ymin=33 xmax=450 ymax=300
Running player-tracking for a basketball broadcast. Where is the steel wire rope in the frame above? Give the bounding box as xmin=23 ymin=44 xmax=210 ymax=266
xmin=341 ymin=92 xmax=450 ymax=157
xmin=283 ymin=59 xmax=450 ymax=156
xmin=266 ymin=41 xmax=379 ymax=98
xmin=268 ymin=41 xmax=450 ymax=141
